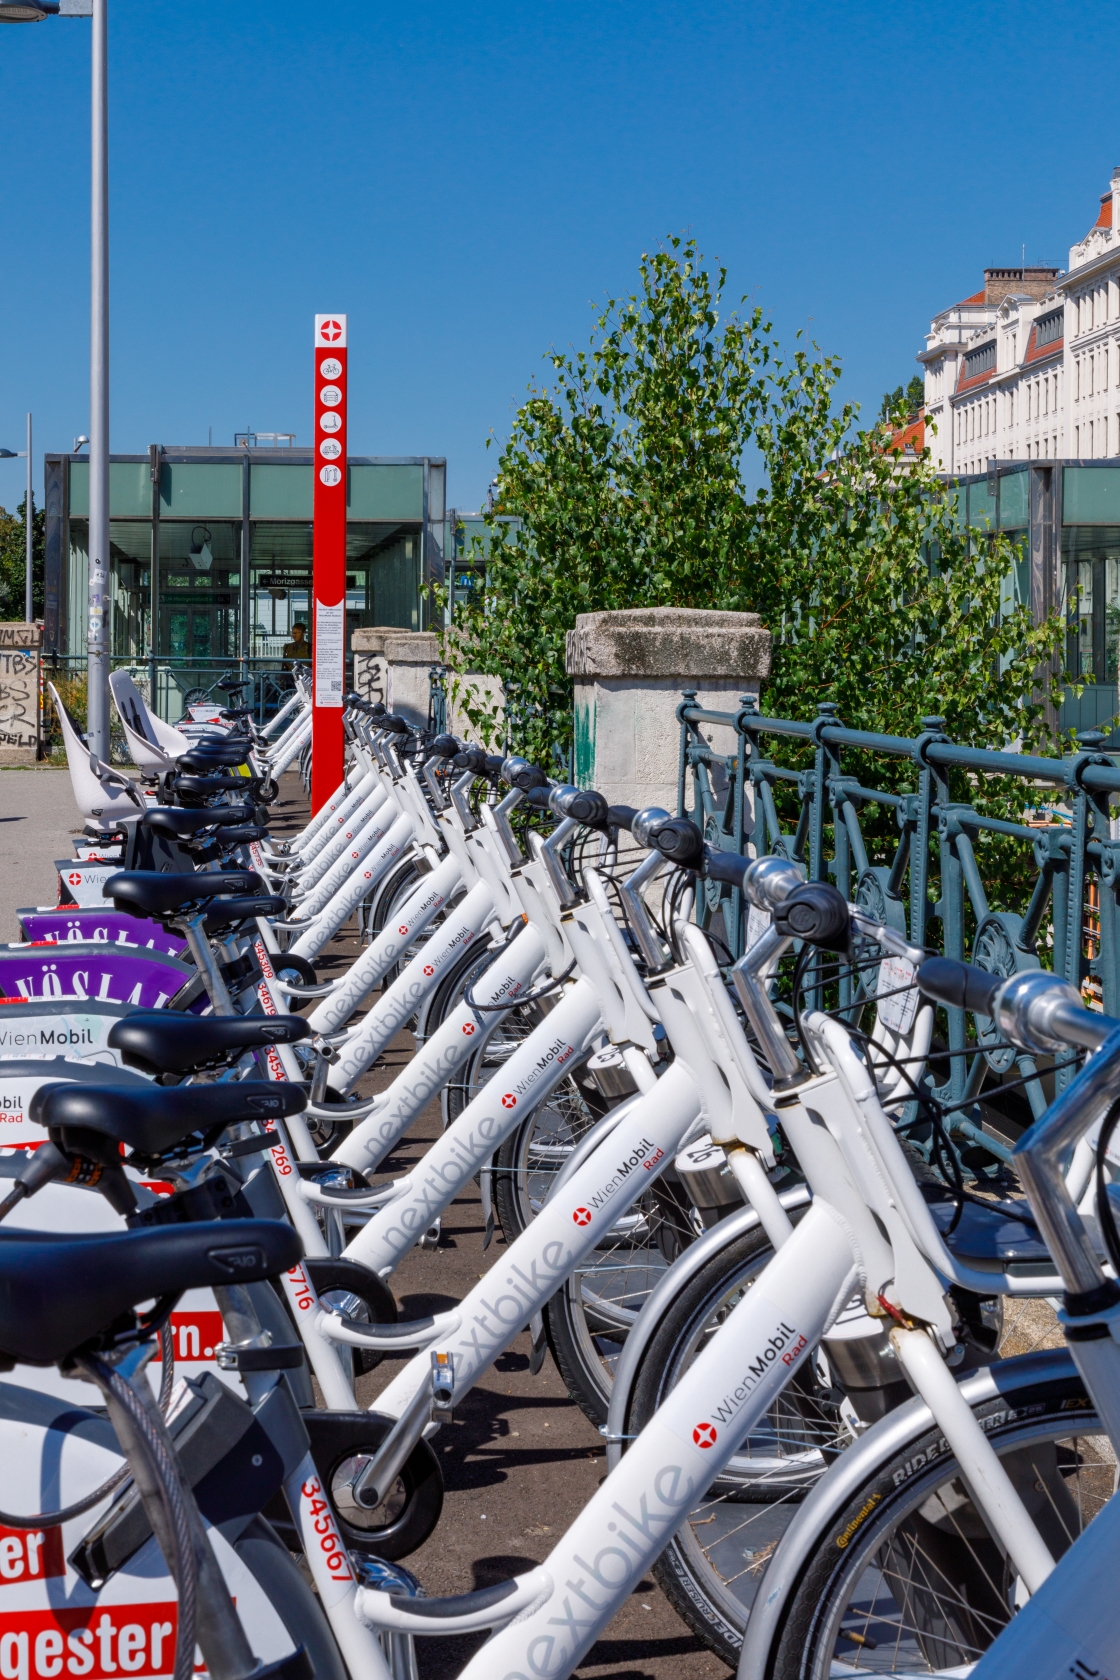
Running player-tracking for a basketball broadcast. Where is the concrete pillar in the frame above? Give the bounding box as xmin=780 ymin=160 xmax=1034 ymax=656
xmin=350 ymin=627 xmax=395 ymax=710
xmin=351 ymin=627 xmax=440 ymax=727
xmin=0 ymin=623 xmax=42 ymax=765
xmin=381 ymin=631 xmax=440 ymax=729
xmin=566 ymin=607 xmax=771 ymax=810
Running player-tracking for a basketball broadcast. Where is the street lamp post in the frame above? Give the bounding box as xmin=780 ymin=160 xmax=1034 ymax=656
xmin=1 ymin=0 xmax=106 ymax=754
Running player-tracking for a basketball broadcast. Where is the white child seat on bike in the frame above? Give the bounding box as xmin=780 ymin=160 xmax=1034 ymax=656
xmin=109 ymin=668 xmax=190 ymax=772
xmin=48 ymin=682 xmax=143 ymax=826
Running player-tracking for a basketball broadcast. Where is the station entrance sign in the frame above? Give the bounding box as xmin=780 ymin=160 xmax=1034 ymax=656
xmin=311 ymin=313 xmax=348 ymax=812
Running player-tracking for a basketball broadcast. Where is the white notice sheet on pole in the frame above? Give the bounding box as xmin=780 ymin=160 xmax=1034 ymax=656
xmin=876 ymin=954 xmax=919 ymax=1035
xmin=315 ymin=602 xmax=345 ymax=708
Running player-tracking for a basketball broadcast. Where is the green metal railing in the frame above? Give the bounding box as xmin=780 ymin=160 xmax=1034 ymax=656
xmin=678 ymin=691 xmax=1120 ymax=1154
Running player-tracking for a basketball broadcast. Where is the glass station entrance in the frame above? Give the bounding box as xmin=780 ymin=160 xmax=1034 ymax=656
xmin=45 ymin=449 xmax=445 ymax=722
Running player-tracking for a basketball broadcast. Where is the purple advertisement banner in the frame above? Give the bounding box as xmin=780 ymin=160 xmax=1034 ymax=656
xmin=17 ymin=910 xmax=186 ymax=957
xmin=0 ymin=944 xmax=193 ymax=1010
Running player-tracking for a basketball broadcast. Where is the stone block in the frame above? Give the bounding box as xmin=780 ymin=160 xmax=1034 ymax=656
xmin=566 ymin=607 xmax=771 ymax=812
xmin=0 ymin=625 xmax=42 ymax=764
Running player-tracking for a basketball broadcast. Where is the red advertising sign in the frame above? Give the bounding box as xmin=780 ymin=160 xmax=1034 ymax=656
xmin=312 ymin=313 xmax=348 ymax=813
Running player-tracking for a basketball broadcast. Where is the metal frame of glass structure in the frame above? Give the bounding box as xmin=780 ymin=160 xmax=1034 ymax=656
xmin=950 ymin=460 xmax=1120 ymax=742
xmin=42 ymin=446 xmax=446 ymax=722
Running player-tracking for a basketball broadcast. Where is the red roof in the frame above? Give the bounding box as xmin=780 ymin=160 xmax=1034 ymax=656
xmin=888 ymin=415 xmax=925 ymax=455
xmin=956 ymin=362 xmax=995 ymax=395
xmin=1094 ymin=193 xmax=1113 ymax=230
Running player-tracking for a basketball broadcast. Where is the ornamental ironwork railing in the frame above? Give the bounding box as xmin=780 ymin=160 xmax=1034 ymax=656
xmin=677 ymin=690 xmax=1120 ymax=1156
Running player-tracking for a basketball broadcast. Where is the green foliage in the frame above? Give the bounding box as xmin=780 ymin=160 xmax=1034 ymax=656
xmin=0 ymin=497 xmax=44 ymax=622
xmin=446 ymin=237 xmax=1068 ymax=781
xmin=878 ymin=374 xmax=926 ymax=423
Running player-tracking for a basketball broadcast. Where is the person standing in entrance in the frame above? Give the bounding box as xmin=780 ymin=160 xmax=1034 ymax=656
xmin=283 ymin=622 xmax=310 ymax=663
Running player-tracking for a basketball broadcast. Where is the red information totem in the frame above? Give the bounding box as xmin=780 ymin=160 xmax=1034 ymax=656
xmin=311 ymin=313 xmax=348 ymax=812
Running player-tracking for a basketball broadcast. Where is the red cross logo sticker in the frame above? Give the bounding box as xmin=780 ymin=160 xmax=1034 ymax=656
xmin=398 ymin=925 xmax=409 ymax=935
xmin=693 ymin=1422 xmax=718 ymax=1449
xmin=319 ymin=319 xmax=342 ymax=343
xmin=423 ymin=965 xmax=434 ymax=976
xmin=68 ymin=872 xmax=82 ymax=885
xmin=501 ymin=1093 xmax=516 ymax=1109
xmin=572 ymin=1206 xmax=592 ymax=1226
xmin=462 ymin=1022 xmax=476 ymax=1035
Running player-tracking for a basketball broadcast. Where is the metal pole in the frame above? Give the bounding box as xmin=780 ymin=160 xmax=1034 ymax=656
xmin=24 ymin=412 xmax=32 ymax=623
xmin=87 ymin=0 xmax=109 ymax=758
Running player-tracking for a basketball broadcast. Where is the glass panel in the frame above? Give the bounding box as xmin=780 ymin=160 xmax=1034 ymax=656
xmin=1061 ymin=526 xmax=1120 ymax=688
xmin=156 ymin=521 xmax=240 ymax=673
xmin=68 ymin=461 xmax=151 ymax=519
xmin=968 ymin=481 xmax=996 ymax=531
xmin=1062 ymin=466 xmax=1120 ymax=524
xmin=347 ymin=464 xmax=424 ymax=520
xmin=109 ymin=521 xmax=151 ymax=658
xmin=67 ymin=518 xmax=89 ymax=657
xmin=159 ymin=462 xmax=242 ymax=518
xmin=348 ymin=524 xmax=422 ymax=630
xmin=249 ymin=522 xmax=313 ymax=660
xmin=998 ymin=468 xmax=1029 ymax=528
xmin=250 ymin=464 xmax=313 ymax=519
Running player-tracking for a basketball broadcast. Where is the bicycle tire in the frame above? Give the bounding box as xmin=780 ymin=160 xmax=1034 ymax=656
xmin=768 ymin=1372 xmax=1104 ymax=1679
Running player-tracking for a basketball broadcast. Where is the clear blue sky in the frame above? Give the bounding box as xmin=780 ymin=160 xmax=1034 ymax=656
xmin=1 ymin=0 xmax=1117 ymax=516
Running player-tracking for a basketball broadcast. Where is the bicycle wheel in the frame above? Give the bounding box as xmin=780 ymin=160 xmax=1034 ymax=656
xmin=620 ymin=1214 xmax=842 ymax=1666
xmin=545 ymin=1164 xmax=702 ymax=1427
xmin=770 ymin=1381 xmax=1113 ymax=1678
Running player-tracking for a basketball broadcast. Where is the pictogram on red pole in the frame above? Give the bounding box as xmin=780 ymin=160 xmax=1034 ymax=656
xmin=311 ymin=313 xmax=348 ymax=813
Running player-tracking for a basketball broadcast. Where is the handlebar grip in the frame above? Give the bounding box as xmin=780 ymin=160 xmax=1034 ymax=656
xmin=504 ymin=759 xmax=549 ymax=792
xmin=606 ymin=805 xmax=638 ymax=832
xmin=525 ymin=786 xmax=552 ymax=809
xmin=560 ymin=789 xmax=609 ymax=827
xmin=705 ymin=850 xmax=751 ymax=889
xmin=452 ymin=748 xmax=488 ymax=774
xmin=773 ymin=883 xmax=850 ymax=952
xmin=484 ymin=755 xmax=507 ymax=779
xmin=426 ymin=734 xmax=460 ymax=759
xmin=917 ymin=955 xmax=1002 ymax=1017
xmin=652 ymin=818 xmax=705 ymax=867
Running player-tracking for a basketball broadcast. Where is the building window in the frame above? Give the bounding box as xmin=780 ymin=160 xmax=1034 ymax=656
xmin=1076 ymin=426 xmax=1081 ymax=454
xmin=963 ymin=341 xmax=996 ymax=380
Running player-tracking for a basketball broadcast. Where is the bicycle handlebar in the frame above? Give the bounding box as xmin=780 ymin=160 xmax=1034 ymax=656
xmin=912 ymin=955 xmax=1003 ymax=1018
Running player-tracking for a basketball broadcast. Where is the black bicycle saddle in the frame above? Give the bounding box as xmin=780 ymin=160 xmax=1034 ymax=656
xmin=143 ymin=807 xmax=257 ymax=839
xmin=173 ymin=775 xmax=256 ymax=798
xmin=0 ymin=1221 xmax=301 ymax=1364
xmin=29 ymin=1079 xmax=307 ymax=1157
xmin=201 ymin=895 xmax=286 ymax=932
xmin=178 ymin=743 xmax=252 ymax=771
xmin=107 ymin=1011 xmax=311 ymax=1075
xmin=107 ymin=870 xmax=261 ymax=918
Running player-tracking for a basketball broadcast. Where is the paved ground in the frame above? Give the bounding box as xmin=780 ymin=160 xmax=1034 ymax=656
xmin=0 ymin=769 xmax=87 ymax=936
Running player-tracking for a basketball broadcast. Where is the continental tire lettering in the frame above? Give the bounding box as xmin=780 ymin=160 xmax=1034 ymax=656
xmin=835 ymin=1493 xmax=881 ymax=1549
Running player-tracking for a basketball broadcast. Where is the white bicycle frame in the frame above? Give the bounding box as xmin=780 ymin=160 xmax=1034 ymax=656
xmin=349 ymin=901 xmax=1074 ymax=1676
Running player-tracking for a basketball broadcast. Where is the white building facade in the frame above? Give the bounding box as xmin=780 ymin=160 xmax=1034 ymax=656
xmin=920 ymin=167 xmax=1120 ymax=474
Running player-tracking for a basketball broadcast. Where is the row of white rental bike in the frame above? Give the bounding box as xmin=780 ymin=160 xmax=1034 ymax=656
xmin=0 ymin=673 xmax=1115 ymax=1680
